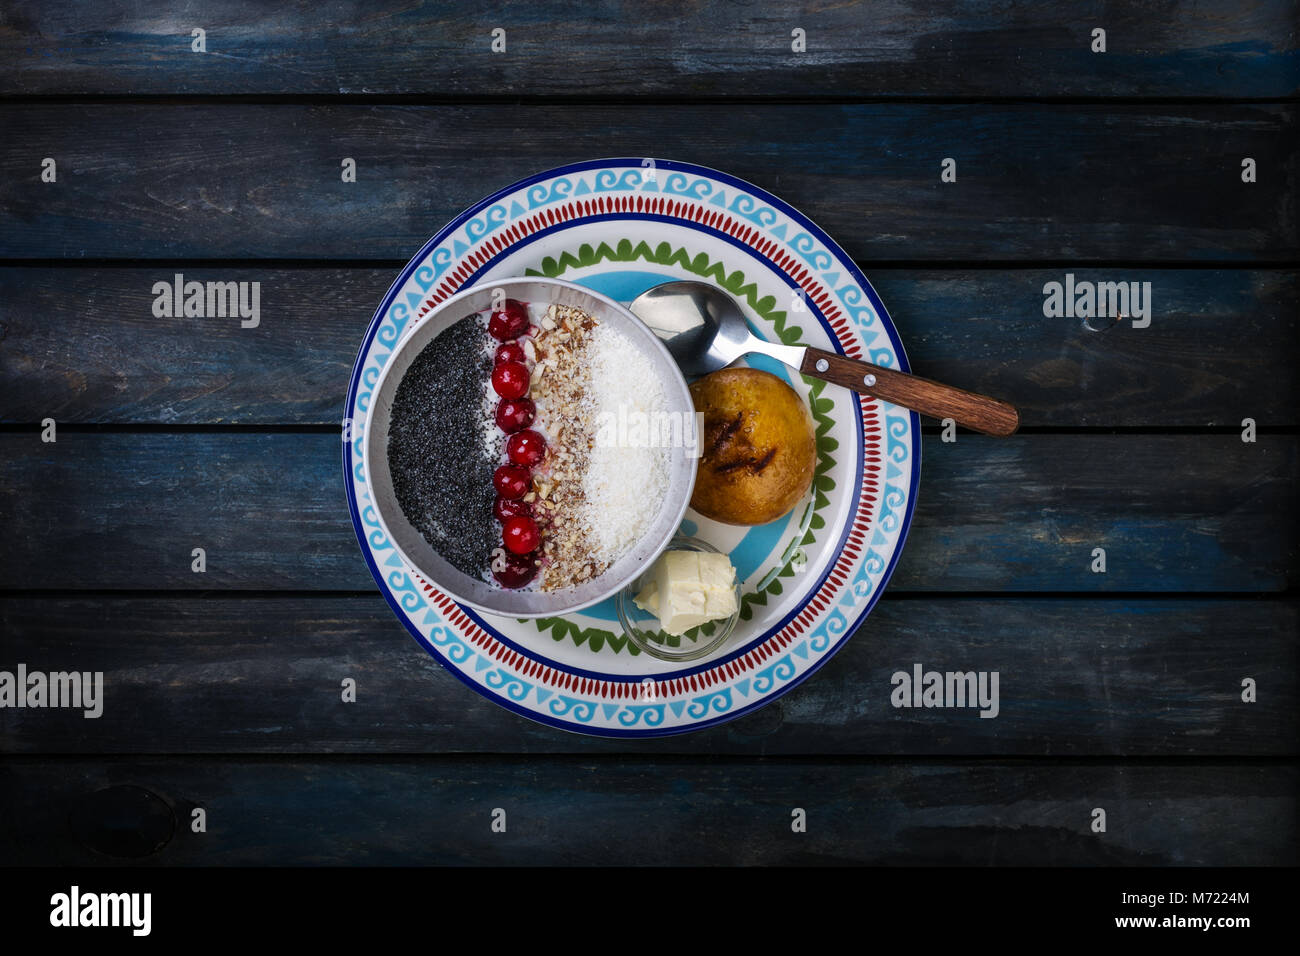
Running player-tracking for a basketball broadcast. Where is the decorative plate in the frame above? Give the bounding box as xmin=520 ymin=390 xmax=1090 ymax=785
xmin=344 ymin=158 xmax=920 ymax=737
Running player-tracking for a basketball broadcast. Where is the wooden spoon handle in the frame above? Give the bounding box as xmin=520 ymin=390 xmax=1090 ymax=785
xmin=800 ymin=347 xmax=1020 ymax=437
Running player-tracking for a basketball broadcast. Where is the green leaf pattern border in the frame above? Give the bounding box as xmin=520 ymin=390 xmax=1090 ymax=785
xmin=524 ymin=239 xmax=841 ymax=656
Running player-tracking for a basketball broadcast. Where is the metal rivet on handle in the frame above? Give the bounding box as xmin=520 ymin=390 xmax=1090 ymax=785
xmin=863 ymin=374 xmax=876 ymax=387
xmin=815 ymin=358 xmax=829 ymax=372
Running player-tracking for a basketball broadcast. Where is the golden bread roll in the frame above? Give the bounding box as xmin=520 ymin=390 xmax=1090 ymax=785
xmin=689 ymin=367 xmax=817 ymax=525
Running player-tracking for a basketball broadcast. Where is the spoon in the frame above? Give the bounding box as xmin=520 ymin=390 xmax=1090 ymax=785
xmin=628 ymin=280 xmax=1019 ymax=437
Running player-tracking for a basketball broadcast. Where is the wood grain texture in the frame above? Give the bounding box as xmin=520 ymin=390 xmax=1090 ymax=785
xmin=1 ymin=267 xmax=1295 ymax=427
xmin=1 ymin=104 xmax=1295 ymax=260
xmin=2 ymin=1 xmax=1297 ymax=98
xmin=1 ymin=0 xmax=1295 ymax=873
xmin=0 ymin=596 xmax=1292 ymax=756
xmin=0 ymin=433 xmax=1292 ymax=592
xmin=1 ymin=757 xmax=1293 ymax=865
xmin=802 ymin=345 xmax=1021 ymax=435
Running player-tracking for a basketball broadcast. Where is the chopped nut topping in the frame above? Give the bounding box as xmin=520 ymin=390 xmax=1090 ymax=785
xmin=528 ymin=304 xmax=608 ymax=590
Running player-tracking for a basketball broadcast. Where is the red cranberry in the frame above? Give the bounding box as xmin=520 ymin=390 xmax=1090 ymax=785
xmin=492 ymin=361 xmax=530 ymax=399
xmin=493 ymin=551 xmax=538 ymax=589
xmin=506 ymin=429 xmax=546 ymax=466
xmin=495 ymin=342 xmax=526 ymax=365
xmin=493 ymin=496 xmax=532 ymax=522
xmin=502 ymin=515 xmax=542 ymax=555
xmin=488 ymin=299 xmax=530 ymax=341
xmin=492 ymin=464 xmax=531 ymax=500
xmin=495 ymin=397 xmax=535 ymax=433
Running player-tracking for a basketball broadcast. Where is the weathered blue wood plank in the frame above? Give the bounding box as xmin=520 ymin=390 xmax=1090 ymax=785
xmin=2 ymin=1 xmax=1297 ymax=98
xmin=1 ymin=267 xmax=1294 ymax=427
xmin=0 ymin=434 xmax=1292 ymax=591
xmin=1 ymin=104 xmax=1294 ymax=260
xmin=0 ymin=596 xmax=1291 ymax=755
xmin=5 ymin=266 xmax=1296 ymax=426
xmin=1 ymin=758 xmax=1292 ymax=865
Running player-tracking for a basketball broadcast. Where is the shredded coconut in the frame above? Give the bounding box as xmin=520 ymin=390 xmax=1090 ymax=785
xmin=580 ymin=323 xmax=671 ymax=562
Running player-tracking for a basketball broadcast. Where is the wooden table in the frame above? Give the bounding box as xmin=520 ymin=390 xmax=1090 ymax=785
xmin=0 ymin=1 xmax=1295 ymax=866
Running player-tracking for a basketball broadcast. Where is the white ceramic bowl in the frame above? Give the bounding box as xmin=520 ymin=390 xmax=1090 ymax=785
xmin=363 ymin=277 xmax=697 ymax=619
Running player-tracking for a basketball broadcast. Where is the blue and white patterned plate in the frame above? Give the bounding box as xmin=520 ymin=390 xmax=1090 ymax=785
xmin=344 ymin=159 xmax=920 ymax=736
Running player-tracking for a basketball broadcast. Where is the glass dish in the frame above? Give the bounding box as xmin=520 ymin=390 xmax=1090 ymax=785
xmin=615 ymin=535 xmax=741 ymax=663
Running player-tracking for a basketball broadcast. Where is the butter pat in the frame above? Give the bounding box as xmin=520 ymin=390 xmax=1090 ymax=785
xmin=633 ymin=550 xmax=737 ymax=636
